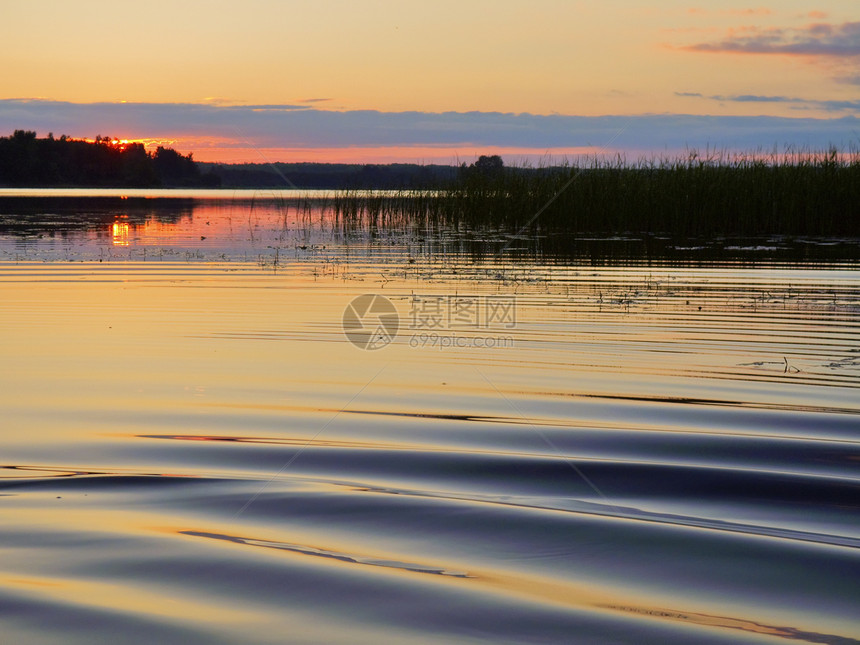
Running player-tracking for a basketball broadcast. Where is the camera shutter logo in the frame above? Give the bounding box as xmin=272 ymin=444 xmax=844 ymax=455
xmin=342 ymin=294 xmax=400 ymax=350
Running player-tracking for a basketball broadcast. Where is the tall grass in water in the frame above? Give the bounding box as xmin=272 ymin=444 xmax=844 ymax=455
xmin=329 ymin=148 xmax=860 ymax=237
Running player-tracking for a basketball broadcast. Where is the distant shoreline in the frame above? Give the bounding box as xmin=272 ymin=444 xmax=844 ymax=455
xmin=3 ymin=135 xmax=858 ymax=237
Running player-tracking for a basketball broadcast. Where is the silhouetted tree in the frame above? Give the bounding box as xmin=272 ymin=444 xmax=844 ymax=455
xmin=472 ymin=155 xmax=504 ymax=173
xmin=0 ymin=131 xmax=217 ymax=187
xmin=121 ymin=143 xmax=158 ymax=187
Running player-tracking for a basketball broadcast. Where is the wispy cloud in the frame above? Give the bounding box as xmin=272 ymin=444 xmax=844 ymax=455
xmin=729 ymin=8 xmax=773 ymax=16
xmin=718 ymin=94 xmax=803 ymax=103
xmin=675 ymin=92 xmax=860 ymax=112
xmin=233 ymin=104 xmax=311 ymax=111
xmin=834 ymin=74 xmax=860 ymax=86
xmin=0 ymin=99 xmax=856 ymax=162
xmin=688 ymin=7 xmax=773 ymax=17
xmin=684 ymin=21 xmax=860 ymax=57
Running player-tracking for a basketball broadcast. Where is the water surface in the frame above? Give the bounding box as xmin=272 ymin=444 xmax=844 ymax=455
xmin=1 ymin=191 xmax=858 ymax=644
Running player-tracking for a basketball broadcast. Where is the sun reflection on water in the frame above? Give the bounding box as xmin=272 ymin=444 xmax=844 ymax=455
xmin=111 ymin=219 xmax=130 ymax=246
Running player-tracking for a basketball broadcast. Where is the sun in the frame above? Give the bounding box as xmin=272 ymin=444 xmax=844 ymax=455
xmin=81 ymin=137 xmax=149 ymax=152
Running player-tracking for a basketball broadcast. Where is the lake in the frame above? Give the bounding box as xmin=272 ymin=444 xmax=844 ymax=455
xmin=1 ymin=189 xmax=859 ymax=644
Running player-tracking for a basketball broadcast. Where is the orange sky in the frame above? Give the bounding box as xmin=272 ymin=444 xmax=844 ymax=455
xmin=1 ymin=1 xmax=858 ymax=162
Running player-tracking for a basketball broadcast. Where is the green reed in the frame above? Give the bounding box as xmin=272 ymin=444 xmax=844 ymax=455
xmin=326 ymin=147 xmax=860 ymax=237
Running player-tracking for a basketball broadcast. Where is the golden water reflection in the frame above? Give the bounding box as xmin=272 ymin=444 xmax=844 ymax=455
xmin=111 ymin=219 xmax=130 ymax=246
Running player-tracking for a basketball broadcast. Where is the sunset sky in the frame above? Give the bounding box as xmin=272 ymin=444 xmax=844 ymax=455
xmin=1 ymin=0 xmax=858 ymax=163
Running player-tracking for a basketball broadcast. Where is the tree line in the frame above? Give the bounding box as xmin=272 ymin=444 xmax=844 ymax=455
xmin=199 ymin=161 xmax=459 ymax=189
xmin=0 ymin=130 xmax=220 ymax=187
xmin=199 ymin=157 xmax=505 ymax=189
xmin=0 ymin=132 xmax=499 ymax=189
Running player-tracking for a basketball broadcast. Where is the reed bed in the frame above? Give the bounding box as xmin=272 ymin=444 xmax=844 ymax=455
xmin=324 ymin=148 xmax=860 ymax=237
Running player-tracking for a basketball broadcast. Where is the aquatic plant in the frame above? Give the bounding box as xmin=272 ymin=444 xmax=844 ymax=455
xmin=325 ymin=147 xmax=860 ymax=237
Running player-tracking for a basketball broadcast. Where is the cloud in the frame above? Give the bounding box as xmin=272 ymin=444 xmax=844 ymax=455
xmin=0 ymin=99 xmax=856 ymax=161
xmin=676 ymin=92 xmax=860 ymax=112
xmin=687 ymin=8 xmax=773 ymax=17
xmin=685 ymin=21 xmax=860 ymax=57
xmin=722 ymin=8 xmax=773 ymax=16
xmin=835 ymin=74 xmax=860 ymax=85
xmin=720 ymin=94 xmax=802 ymax=103
xmin=230 ymin=104 xmax=311 ymax=111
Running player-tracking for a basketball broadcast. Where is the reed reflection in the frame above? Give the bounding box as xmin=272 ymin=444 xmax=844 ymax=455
xmin=1 ymin=192 xmax=859 ymax=265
